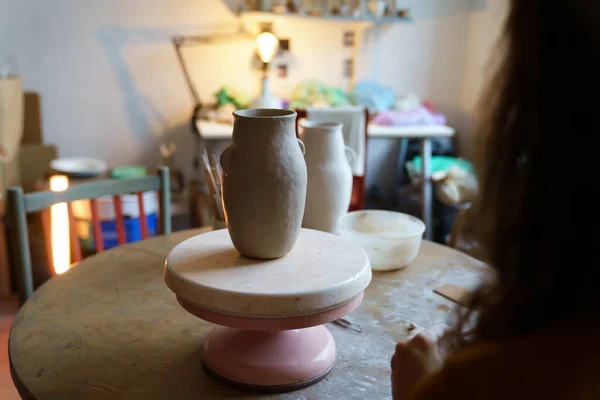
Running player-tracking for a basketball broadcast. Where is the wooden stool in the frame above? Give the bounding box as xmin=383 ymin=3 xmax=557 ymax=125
xmin=164 ymin=229 xmax=371 ymax=393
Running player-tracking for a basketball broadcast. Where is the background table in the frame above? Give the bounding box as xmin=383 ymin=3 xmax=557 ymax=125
xmin=196 ymin=120 xmax=455 ymax=240
xmin=10 ymin=228 xmax=486 ymax=400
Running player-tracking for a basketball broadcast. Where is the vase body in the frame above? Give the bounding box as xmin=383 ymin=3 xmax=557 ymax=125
xmin=221 ymin=108 xmax=307 ymax=259
xmin=301 ymin=121 xmax=353 ymax=234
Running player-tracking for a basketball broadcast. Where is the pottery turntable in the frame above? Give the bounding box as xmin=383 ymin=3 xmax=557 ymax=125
xmin=164 ymin=228 xmax=371 ymax=392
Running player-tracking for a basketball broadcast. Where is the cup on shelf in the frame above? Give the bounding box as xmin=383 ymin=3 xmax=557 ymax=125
xmin=367 ymin=0 xmax=386 ymax=18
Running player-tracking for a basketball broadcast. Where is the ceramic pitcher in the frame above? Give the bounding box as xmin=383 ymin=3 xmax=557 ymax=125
xmin=220 ymin=109 xmax=307 ymax=259
xmin=301 ymin=121 xmax=355 ymax=234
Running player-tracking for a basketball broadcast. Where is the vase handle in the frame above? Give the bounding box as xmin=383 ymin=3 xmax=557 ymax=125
xmin=344 ymin=146 xmax=357 ymax=165
xmin=220 ymin=146 xmax=233 ymax=175
xmin=297 ymin=139 xmax=306 ymax=156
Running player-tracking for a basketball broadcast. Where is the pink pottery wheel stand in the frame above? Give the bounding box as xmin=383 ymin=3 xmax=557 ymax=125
xmin=164 ymin=229 xmax=371 ymax=393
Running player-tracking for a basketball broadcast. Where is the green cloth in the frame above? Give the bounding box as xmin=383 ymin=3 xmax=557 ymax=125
xmin=214 ymin=86 xmax=249 ymax=110
xmin=410 ymin=156 xmax=474 ymax=175
xmin=289 ymin=80 xmax=354 ymax=109
xmin=111 ymin=166 xmax=147 ymax=180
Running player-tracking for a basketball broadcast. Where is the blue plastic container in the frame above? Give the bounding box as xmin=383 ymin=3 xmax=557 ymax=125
xmin=94 ymin=214 xmax=158 ymax=250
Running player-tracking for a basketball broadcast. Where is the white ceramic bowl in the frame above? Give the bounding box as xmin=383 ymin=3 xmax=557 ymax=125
xmin=339 ymin=210 xmax=425 ymax=271
xmin=50 ymin=157 xmax=108 ymax=178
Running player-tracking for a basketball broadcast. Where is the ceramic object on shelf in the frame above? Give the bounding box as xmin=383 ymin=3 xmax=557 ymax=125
xmin=286 ymin=0 xmax=302 ymax=13
xmin=397 ymin=8 xmax=409 ymax=18
xmin=301 ymin=121 xmax=354 ymax=234
xmin=220 ymin=108 xmax=307 ymax=259
xmin=256 ymin=0 xmax=272 ymax=11
xmin=367 ymin=0 xmax=386 ymax=18
xmin=272 ymin=0 xmax=286 ymax=13
xmin=339 ymin=0 xmax=351 ymax=15
xmin=339 ymin=210 xmax=425 ymax=271
xmin=394 ymin=0 xmax=410 ymax=17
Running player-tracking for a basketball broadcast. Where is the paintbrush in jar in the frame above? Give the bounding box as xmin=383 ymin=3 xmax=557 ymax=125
xmin=202 ymin=150 xmax=224 ymax=220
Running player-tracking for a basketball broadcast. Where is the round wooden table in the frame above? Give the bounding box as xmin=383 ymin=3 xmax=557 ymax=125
xmin=9 ymin=228 xmax=487 ymax=400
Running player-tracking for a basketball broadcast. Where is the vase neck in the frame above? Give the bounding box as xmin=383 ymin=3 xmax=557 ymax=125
xmin=232 ymin=108 xmax=297 ymax=145
xmin=302 ymin=123 xmax=347 ymax=160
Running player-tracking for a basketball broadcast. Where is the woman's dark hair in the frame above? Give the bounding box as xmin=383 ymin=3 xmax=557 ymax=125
xmin=454 ymin=0 xmax=600 ymax=345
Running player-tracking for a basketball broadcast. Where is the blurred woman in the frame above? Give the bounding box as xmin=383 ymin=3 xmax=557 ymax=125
xmin=392 ymin=1 xmax=600 ymax=398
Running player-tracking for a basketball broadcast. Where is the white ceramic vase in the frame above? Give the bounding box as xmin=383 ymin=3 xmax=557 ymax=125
xmin=220 ymin=108 xmax=307 ymax=259
xmin=301 ymin=121 xmax=354 ymax=234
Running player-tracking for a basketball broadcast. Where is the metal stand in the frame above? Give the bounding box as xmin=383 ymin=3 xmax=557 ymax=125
xmin=171 ymin=30 xmax=253 ymax=181
xmin=420 ymin=138 xmax=432 ymax=240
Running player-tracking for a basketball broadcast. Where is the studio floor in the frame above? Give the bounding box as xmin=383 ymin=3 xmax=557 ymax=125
xmin=1 ymin=297 xmax=19 ymax=399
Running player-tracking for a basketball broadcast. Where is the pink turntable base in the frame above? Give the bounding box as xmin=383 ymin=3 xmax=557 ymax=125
xmin=164 ymin=229 xmax=372 ymax=393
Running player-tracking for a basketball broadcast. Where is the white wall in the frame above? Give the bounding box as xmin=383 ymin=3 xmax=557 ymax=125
xmin=460 ymin=0 xmax=508 ymax=157
xmin=0 ymin=0 xmax=505 ymax=199
xmin=354 ymin=0 xmax=474 ymax=198
xmin=462 ymin=0 xmax=508 ymax=111
xmin=0 ymin=0 xmax=239 ymax=178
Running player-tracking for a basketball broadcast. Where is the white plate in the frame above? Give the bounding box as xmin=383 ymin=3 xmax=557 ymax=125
xmin=50 ymin=157 xmax=108 ymax=178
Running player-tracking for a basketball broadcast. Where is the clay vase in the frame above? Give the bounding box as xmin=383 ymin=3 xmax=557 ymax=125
xmin=301 ymin=121 xmax=354 ymax=234
xmin=220 ymin=109 xmax=307 ymax=259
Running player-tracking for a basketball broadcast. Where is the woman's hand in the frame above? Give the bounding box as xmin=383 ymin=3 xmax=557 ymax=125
xmin=391 ymin=324 xmax=448 ymax=400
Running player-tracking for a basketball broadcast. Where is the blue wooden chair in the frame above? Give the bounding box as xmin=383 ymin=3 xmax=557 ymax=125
xmin=6 ymin=166 xmax=171 ymax=305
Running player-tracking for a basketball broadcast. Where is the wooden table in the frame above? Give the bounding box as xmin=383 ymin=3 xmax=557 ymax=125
xmin=9 ymin=228 xmax=486 ymax=400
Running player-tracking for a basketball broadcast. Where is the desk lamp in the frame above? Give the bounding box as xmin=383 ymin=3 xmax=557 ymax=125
xmin=251 ymin=24 xmax=282 ymax=108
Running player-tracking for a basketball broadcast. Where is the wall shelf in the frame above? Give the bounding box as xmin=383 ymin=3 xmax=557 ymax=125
xmin=239 ymin=10 xmax=412 ymax=25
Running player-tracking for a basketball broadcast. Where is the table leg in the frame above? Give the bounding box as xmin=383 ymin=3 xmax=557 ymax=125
xmin=397 ymin=138 xmax=409 ymax=185
xmin=421 ymin=138 xmax=433 ymax=240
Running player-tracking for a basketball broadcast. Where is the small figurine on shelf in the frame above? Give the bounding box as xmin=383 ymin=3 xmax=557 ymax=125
xmin=351 ymin=0 xmax=363 ymax=17
xmin=339 ymin=0 xmax=351 ymax=15
xmin=330 ymin=0 xmax=350 ymax=16
xmin=256 ymin=0 xmax=271 ymax=11
xmin=397 ymin=8 xmax=409 ymax=18
xmin=330 ymin=0 xmax=341 ymax=15
xmin=306 ymin=0 xmax=323 ymax=16
xmin=367 ymin=0 xmax=386 ymax=18
xmin=272 ymin=0 xmax=287 ymax=13
xmin=286 ymin=0 xmax=302 ymax=13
